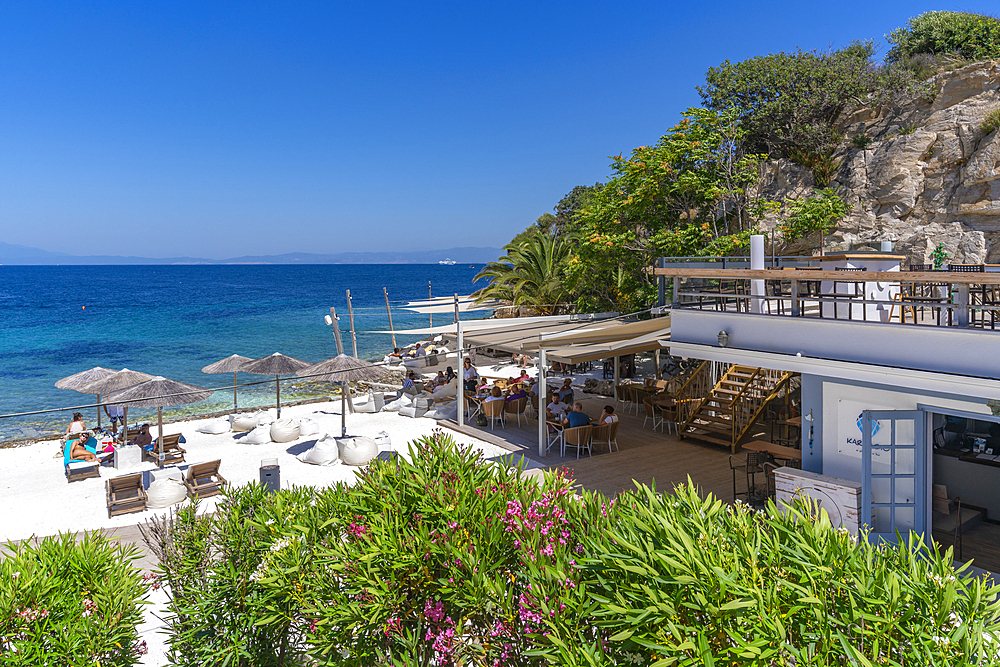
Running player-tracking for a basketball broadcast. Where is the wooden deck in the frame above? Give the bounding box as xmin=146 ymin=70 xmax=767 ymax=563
xmin=439 ymin=391 xmax=738 ymax=502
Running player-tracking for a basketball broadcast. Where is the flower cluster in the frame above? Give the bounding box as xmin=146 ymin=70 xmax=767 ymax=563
xmin=501 ymin=489 xmax=573 ymax=560
xmin=16 ymin=607 xmax=49 ymax=622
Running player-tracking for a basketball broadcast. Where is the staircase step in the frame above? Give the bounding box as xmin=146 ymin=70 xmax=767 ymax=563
xmin=727 ymin=372 xmax=757 ymax=379
xmin=683 ymin=431 xmax=734 ymax=448
xmin=694 ymin=413 xmax=733 ymax=425
xmin=687 ymin=421 xmax=732 ymax=434
xmin=715 ymin=388 xmax=741 ymax=395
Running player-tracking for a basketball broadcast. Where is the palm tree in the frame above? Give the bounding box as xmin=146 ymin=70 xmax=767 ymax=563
xmin=473 ymin=228 xmax=573 ymax=316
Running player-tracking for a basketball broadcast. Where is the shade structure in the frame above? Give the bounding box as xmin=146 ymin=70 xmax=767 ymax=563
xmin=240 ymin=353 xmax=312 ymax=417
xmin=105 ymin=376 xmax=214 ymax=468
xmin=297 ymin=354 xmax=393 ymax=436
xmin=55 ymin=366 xmax=116 ymax=428
xmin=80 ymin=369 xmax=155 ymax=437
xmin=201 ymin=354 xmax=252 ymax=410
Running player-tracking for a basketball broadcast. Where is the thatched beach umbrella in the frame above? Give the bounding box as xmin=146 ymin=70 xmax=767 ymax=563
xmin=105 ymin=376 xmax=213 ymax=468
xmin=240 ymin=353 xmax=312 ymax=417
xmin=201 ymin=354 xmax=252 ymax=410
xmin=55 ymin=366 xmax=116 ymax=428
xmin=82 ymin=369 xmax=155 ymax=438
xmin=297 ymin=354 xmax=392 ymax=436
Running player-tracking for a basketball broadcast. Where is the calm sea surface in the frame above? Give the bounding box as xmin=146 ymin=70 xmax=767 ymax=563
xmin=0 ymin=264 xmax=486 ymax=444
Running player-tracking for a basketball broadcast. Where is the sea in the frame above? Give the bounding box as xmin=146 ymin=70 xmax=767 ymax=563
xmin=0 ymin=264 xmax=487 ymax=445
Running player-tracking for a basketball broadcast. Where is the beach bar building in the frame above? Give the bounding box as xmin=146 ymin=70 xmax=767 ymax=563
xmin=656 ymin=254 xmax=1000 ymax=557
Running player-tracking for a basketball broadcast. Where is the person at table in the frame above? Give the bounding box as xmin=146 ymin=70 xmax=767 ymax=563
xmin=484 ymin=386 xmax=504 ymax=403
xmin=506 ymin=383 xmax=527 ymax=403
xmin=129 ymin=424 xmax=152 ymax=447
xmin=557 ymin=378 xmax=574 ymax=403
xmin=444 ymin=366 xmax=456 ymax=383
xmin=431 ymin=371 xmax=446 ymax=388
xmin=564 ymin=402 xmax=591 ymax=428
xmin=597 ymin=405 xmax=619 ymax=425
xmin=462 ymin=358 xmax=479 ymax=392
xmin=397 ymin=372 xmax=417 ymax=399
xmin=64 ymin=412 xmax=86 ymax=440
xmin=513 ymin=369 xmax=530 ymax=384
xmin=546 ymin=393 xmax=568 ymax=421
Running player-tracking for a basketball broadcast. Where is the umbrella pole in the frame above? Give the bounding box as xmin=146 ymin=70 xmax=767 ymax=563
xmin=233 ymin=372 xmax=238 ymax=411
xmin=121 ymin=406 xmax=128 ymax=446
xmin=341 ymin=382 xmax=347 ymax=437
xmin=157 ymin=407 xmax=164 ymax=469
xmin=96 ymin=393 xmax=102 ymax=429
xmin=276 ymin=375 xmax=281 ymax=417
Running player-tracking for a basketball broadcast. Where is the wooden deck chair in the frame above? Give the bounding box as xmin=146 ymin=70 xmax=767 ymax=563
xmin=483 ymin=399 xmax=505 ymax=430
xmin=504 ymin=397 xmax=528 ymax=427
xmin=144 ymin=433 xmax=186 ymax=464
xmin=184 ymin=460 xmax=227 ymax=499
xmin=106 ymin=473 xmax=147 ymax=517
xmin=563 ymin=425 xmax=593 ymax=459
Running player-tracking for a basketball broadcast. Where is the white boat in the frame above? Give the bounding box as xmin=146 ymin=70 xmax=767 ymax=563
xmin=438 ymin=258 xmax=457 ymax=265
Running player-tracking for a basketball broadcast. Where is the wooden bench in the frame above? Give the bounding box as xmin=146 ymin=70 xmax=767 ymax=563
xmin=106 ymin=473 xmax=147 ymax=517
xmin=183 ymin=460 xmax=227 ymax=499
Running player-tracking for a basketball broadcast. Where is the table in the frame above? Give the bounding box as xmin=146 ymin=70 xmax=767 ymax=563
xmin=744 ymin=441 xmax=802 ymax=464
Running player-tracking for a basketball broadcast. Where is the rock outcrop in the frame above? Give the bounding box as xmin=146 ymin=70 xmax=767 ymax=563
xmin=758 ymin=61 xmax=1000 ymax=264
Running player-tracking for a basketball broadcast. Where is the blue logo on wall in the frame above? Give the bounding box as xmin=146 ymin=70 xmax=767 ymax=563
xmin=857 ymin=413 xmax=880 ymax=436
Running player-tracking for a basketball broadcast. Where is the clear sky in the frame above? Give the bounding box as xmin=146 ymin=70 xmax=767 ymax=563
xmin=1 ymin=1 xmax=995 ymax=258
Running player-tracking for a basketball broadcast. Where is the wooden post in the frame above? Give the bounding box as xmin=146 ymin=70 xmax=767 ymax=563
xmin=329 ymin=307 xmax=344 ymax=356
xmin=429 ymin=281 xmax=433 ymax=327
xmin=672 ymin=277 xmax=681 ymax=307
xmin=346 ymin=289 xmax=359 ymax=358
xmin=956 ymin=283 xmax=970 ymax=328
xmin=276 ymin=375 xmax=281 ymax=417
xmin=383 ymin=287 xmax=397 ymax=350
xmin=791 ymin=279 xmax=800 ymax=317
xmin=232 ymin=372 xmax=238 ymax=410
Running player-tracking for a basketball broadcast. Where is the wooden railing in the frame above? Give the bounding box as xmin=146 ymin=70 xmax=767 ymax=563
xmin=731 ymin=369 xmax=793 ymax=446
xmin=673 ymin=361 xmax=729 ymax=426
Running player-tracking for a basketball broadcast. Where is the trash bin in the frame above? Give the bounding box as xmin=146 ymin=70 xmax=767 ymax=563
xmin=260 ymin=457 xmax=280 ymax=494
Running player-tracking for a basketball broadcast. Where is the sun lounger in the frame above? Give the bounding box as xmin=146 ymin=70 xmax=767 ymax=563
xmin=63 ymin=438 xmax=101 ymax=482
xmin=143 ymin=433 xmax=186 ymax=464
xmin=106 ymin=473 xmax=147 ymax=517
xmin=183 ymin=460 xmax=227 ymax=499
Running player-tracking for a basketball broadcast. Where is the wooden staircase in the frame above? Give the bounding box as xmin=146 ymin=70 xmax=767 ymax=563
xmin=677 ymin=364 xmax=794 ymax=453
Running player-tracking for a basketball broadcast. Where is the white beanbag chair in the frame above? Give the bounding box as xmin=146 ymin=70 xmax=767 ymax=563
xmin=243 ymin=424 xmax=272 ymax=444
xmin=353 ymin=392 xmax=385 ymax=413
xmin=298 ymin=418 xmax=321 ymax=436
xmin=374 ymin=431 xmax=391 ymax=448
xmin=231 ymin=413 xmax=262 ymax=432
xmin=296 ymin=434 xmax=341 ymax=466
xmin=338 ymin=436 xmax=378 ymax=466
xmin=196 ymin=419 xmax=231 ymax=435
xmin=383 ymin=394 xmax=412 ymax=412
xmin=146 ymin=478 xmax=188 ymax=509
xmin=431 ymin=379 xmax=457 ymax=398
xmin=400 ymin=397 xmax=433 ymax=418
xmin=425 ymin=402 xmax=458 ymax=420
xmin=270 ymin=418 xmax=300 ymax=443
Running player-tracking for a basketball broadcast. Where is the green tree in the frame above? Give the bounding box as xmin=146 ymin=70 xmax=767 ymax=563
xmin=472 ymin=226 xmax=573 ymax=315
xmin=570 ymin=108 xmax=763 ymax=313
xmin=698 ymin=41 xmax=917 ymax=159
xmin=887 ymin=12 xmax=1000 ymax=66
xmin=779 ymin=188 xmax=851 ymax=255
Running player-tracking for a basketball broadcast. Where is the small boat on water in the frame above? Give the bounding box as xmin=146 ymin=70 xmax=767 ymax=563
xmin=438 ymin=258 xmax=457 ymax=265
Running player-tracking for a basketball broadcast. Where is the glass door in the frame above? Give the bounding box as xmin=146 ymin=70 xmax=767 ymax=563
xmin=861 ymin=410 xmax=927 ymax=543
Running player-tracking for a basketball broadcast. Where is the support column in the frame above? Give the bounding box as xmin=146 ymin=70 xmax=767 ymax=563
xmin=538 ymin=347 xmax=547 ymax=458
xmin=956 ymin=283 xmax=970 ymax=327
xmin=613 ymin=355 xmax=620 ymax=401
xmin=791 ymin=279 xmax=800 ymax=318
xmin=457 ymin=321 xmax=464 ymax=427
xmin=750 ymin=234 xmax=765 ymax=314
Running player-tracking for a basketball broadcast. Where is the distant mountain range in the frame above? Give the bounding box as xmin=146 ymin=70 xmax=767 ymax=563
xmin=0 ymin=242 xmax=503 ymax=265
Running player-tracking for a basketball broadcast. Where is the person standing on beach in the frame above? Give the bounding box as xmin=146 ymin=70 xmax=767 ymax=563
xmin=104 ymin=403 xmax=125 ymax=434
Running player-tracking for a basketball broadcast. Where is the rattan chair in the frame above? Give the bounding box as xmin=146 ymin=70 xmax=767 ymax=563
xmin=563 ymin=425 xmax=593 ymax=459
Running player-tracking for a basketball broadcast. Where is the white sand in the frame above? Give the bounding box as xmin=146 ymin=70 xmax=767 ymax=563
xmin=0 ymin=396 xmax=540 ymax=544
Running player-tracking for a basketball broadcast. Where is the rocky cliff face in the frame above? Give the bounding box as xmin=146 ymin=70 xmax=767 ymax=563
xmin=759 ymin=61 xmax=1000 ymax=264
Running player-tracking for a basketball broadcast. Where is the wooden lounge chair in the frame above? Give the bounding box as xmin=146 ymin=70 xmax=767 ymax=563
xmin=143 ymin=433 xmax=186 ymax=464
xmin=106 ymin=473 xmax=147 ymax=517
xmin=184 ymin=460 xmax=227 ymax=499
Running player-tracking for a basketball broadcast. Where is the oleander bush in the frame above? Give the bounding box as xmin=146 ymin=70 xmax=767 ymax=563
xmin=0 ymin=532 xmax=149 ymax=666
xmin=146 ymin=435 xmax=1000 ymax=666
xmin=532 ymin=484 xmax=1000 ymax=666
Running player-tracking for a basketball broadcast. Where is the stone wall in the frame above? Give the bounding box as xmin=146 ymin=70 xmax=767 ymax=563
xmin=758 ymin=61 xmax=1000 ymax=265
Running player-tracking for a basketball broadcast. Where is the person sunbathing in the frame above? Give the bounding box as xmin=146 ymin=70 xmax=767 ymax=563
xmin=129 ymin=424 xmax=153 ymax=447
xmin=66 ymin=432 xmax=97 ymax=462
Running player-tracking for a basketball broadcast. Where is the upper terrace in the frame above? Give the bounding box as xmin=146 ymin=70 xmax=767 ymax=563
xmin=654 ymin=254 xmax=1000 ymax=385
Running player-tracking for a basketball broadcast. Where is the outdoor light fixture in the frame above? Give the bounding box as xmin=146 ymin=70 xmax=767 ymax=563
xmin=717 ymin=330 xmax=729 ymax=347
xmin=324 ymin=315 xmax=333 ymax=325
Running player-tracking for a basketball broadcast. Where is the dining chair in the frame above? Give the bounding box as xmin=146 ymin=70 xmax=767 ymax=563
xmin=641 ymin=397 xmax=662 ymax=430
xmin=483 ymin=399 xmax=505 ymax=430
xmin=563 ymin=425 xmax=593 ymax=459
xmin=504 ymin=397 xmax=528 ymax=427
xmin=592 ymin=420 xmax=619 ymax=453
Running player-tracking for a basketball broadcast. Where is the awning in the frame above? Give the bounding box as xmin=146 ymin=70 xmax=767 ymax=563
xmin=519 ymin=317 xmax=671 ymax=350
xmin=544 ymin=328 xmax=671 ymax=364
xmin=399 ymin=295 xmax=501 ymax=314
xmin=363 ymin=312 xmax=619 ymax=336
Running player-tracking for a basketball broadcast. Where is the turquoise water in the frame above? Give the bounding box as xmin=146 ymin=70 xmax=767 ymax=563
xmin=0 ymin=264 xmax=486 ymax=443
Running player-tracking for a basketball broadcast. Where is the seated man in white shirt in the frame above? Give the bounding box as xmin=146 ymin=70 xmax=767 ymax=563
xmin=546 ymin=393 xmax=569 ymax=422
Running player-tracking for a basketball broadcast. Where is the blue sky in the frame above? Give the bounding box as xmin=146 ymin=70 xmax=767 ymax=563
xmin=1 ymin=1 xmax=995 ymax=258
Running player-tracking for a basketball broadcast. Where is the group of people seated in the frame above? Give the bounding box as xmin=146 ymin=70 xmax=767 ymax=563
xmin=62 ymin=412 xmax=153 ymax=463
xmin=545 ymin=395 xmax=619 ymax=429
